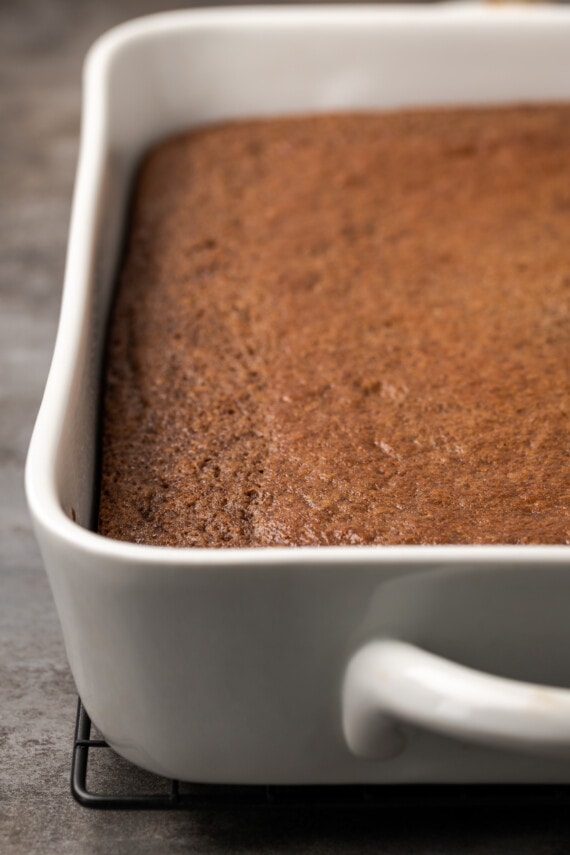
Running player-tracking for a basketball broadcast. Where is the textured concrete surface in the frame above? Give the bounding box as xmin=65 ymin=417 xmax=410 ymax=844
xmin=1 ymin=1 xmax=570 ymax=852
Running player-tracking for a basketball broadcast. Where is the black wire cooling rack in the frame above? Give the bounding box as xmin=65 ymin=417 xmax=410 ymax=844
xmin=71 ymin=698 xmax=570 ymax=811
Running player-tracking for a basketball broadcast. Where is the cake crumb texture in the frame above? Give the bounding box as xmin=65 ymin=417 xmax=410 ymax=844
xmin=99 ymin=107 xmax=570 ymax=546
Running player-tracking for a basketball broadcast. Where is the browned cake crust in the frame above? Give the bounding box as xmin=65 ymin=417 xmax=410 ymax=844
xmin=99 ymin=107 xmax=570 ymax=547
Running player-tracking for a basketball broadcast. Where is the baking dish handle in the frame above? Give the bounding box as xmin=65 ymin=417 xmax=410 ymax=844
xmin=342 ymin=640 xmax=570 ymax=760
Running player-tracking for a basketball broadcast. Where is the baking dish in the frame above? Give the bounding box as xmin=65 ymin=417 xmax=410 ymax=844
xmin=26 ymin=5 xmax=570 ymax=784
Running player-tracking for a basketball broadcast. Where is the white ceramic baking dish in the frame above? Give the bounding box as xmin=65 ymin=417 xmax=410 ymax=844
xmin=26 ymin=5 xmax=570 ymax=785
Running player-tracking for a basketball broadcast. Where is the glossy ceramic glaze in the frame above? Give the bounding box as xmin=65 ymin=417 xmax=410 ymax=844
xmin=26 ymin=5 xmax=570 ymax=784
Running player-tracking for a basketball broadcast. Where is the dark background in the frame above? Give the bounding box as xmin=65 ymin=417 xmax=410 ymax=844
xmin=1 ymin=1 xmax=569 ymax=852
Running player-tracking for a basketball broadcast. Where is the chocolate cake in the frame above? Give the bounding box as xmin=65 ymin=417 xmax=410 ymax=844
xmin=98 ymin=106 xmax=570 ymax=547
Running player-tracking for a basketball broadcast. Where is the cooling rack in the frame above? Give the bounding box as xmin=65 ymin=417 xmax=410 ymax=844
xmin=71 ymin=698 xmax=570 ymax=811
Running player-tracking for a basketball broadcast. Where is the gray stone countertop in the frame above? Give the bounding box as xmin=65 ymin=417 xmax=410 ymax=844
xmin=1 ymin=1 xmax=569 ymax=852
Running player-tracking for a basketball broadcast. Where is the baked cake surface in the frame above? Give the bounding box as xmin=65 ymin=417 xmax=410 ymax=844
xmin=99 ymin=107 xmax=570 ymax=546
